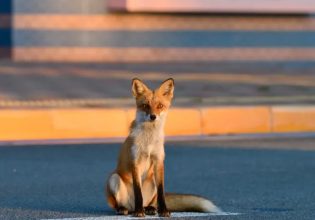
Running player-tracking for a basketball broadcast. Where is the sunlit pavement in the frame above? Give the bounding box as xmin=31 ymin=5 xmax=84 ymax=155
xmin=1 ymin=61 xmax=315 ymax=107
xmin=0 ymin=136 xmax=315 ymax=220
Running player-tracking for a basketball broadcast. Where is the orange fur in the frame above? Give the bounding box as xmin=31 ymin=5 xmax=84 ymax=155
xmin=105 ymin=78 xmax=221 ymax=217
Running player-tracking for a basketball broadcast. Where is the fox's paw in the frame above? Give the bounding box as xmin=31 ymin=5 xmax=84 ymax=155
xmin=116 ymin=207 xmax=128 ymax=215
xmin=158 ymin=209 xmax=171 ymax=217
xmin=133 ymin=209 xmax=145 ymax=217
xmin=145 ymin=206 xmax=157 ymax=215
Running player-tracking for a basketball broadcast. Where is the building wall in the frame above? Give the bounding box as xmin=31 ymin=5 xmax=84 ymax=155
xmin=1 ymin=0 xmax=315 ymax=62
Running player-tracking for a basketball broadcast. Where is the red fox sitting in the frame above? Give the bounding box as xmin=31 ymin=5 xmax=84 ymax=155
xmin=106 ymin=78 xmax=221 ymax=217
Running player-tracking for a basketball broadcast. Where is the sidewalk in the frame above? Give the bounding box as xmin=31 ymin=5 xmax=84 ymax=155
xmin=1 ymin=61 xmax=315 ymax=107
xmin=0 ymin=60 xmax=315 ymax=141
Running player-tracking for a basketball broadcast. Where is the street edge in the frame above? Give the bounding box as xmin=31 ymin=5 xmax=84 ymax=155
xmin=0 ymin=105 xmax=315 ymax=142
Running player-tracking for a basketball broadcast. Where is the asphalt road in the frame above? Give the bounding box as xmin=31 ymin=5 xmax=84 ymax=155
xmin=0 ymin=137 xmax=315 ymax=220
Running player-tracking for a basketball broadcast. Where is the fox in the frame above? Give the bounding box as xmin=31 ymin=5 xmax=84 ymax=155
xmin=106 ymin=78 xmax=221 ymax=217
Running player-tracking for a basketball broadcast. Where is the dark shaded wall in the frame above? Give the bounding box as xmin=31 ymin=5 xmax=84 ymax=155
xmin=0 ymin=1 xmax=12 ymax=59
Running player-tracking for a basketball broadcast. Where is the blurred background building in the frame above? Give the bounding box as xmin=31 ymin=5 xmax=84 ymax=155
xmin=1 ymin=0 xmax=315 ymax=140
xmin=1 ymin=0 xmax=315 ymax=62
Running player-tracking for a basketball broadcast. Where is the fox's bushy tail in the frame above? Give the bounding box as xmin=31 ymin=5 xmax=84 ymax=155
xmin=165 ymin=193 xmax=221 ymax=213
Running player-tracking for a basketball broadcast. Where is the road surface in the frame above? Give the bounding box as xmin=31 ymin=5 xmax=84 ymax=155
xmin=0 ymin=137 xmax=314 ymax=219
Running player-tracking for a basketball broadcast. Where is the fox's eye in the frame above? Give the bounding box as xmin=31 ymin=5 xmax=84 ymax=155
xmin=157 ymin=104 xmax=164 ymax=109
xmin=142 ymin=104 xmax=148 ymax=109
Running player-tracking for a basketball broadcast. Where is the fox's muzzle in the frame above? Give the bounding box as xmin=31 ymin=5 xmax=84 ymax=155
xmin=150 ymin=114 xmax=156 ymax=121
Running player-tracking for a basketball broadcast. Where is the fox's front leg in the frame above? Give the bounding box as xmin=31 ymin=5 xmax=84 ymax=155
xmin=132 ymin=163 xmax=145 ymax=217
xmin=154 ymin=159 xmax=170 ymax=217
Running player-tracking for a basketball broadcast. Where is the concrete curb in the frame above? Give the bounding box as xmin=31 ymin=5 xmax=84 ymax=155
xmin=0 ymin=105 xmax=315 ymax=141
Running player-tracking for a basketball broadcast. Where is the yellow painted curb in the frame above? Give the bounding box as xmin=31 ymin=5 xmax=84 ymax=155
xmin=165 ymin=108 xmax=202 ymax=136
xmin=0 ymin=106 xmax=315 ymax=142
xmin=126 ymin=109 xmax=136 ymax=126
xmin=201 ymin=106 xmax=271 ymax=135
xmin=272 ymin=106 xmax=315 ymax=132
xmin=0 ymin=109 xmax=128 ymax=141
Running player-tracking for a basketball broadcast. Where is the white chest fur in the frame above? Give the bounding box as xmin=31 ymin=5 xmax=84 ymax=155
xmin=130 ymin=121 xmax=165 ymax=161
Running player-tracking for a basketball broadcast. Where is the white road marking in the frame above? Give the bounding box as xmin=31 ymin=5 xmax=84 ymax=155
xmin=43 ymin=212 xmax=240 ymax=220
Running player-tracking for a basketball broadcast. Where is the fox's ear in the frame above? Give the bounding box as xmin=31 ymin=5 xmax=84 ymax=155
xmin=158 ymin=78 xmax=174 ymax=99
xmin=132 ymin=78 xmax=149 ymax=97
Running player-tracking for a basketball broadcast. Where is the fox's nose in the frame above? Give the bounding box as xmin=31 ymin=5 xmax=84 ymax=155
xmin=150 ymin=114 xmax=156 ymax=121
